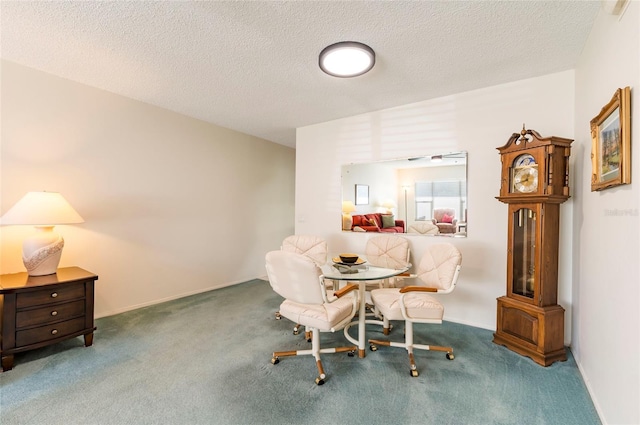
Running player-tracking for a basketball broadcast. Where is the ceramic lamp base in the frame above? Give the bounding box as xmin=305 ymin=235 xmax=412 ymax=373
xmin=22 ymin=226 xmax=65 ymax=276
xmin=342 ymin=214 xmax=353 ymax=231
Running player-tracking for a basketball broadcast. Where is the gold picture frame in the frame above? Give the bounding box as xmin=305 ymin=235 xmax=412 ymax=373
xmin=590 ymin=86 xmax=631 ymax=191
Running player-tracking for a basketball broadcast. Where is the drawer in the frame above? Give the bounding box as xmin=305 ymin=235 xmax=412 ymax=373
xmin=16 ymin=282 xmax=85 ymax=309
xmin=16 ymin=300 xmax=85 ymax=329
xmin=16 ymin=317 xmax=86 ymax=347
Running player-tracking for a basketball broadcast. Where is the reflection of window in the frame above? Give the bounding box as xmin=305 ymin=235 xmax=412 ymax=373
xmin=415 ymin=180 xmax=466 ymax=221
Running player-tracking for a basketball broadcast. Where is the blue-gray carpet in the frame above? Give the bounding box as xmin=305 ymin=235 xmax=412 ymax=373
xmin=0 ymin=279 xmax=600 ymax=425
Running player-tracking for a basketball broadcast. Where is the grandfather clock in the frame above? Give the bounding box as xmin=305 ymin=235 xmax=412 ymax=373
xmin=493 ymin=126 xmax=572 ymax=366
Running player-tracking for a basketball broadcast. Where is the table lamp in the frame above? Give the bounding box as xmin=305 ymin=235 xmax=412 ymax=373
xmin=342 ymin=201 xmax=356 ymax=231
xmin=0 ymin=191 xmax=84 ymax=276
xmin=381 ymin=200 xmax=396 ymax=214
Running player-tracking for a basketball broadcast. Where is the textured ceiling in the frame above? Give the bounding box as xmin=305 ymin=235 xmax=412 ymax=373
xmin=0 ymin=1 xmax=600 ymax=148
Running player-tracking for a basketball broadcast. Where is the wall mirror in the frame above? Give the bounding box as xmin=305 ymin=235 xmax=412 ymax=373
xmin=341 ymin=152 xmax=467 ymax=237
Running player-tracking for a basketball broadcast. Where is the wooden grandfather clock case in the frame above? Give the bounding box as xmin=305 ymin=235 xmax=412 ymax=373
xmin=493 ymin=127 xmax=572 ymax=366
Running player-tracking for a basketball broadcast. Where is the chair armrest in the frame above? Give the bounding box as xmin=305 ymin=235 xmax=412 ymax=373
xmin=333 ymin=283 xmax=359 ymax=298
xmin=399 ymin=286 xmax=438 ymax=293
xmin=432 ymin=218 xmax=437 ymax=225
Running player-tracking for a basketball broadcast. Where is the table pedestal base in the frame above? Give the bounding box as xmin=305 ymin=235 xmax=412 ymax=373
xmin=343 ymin=318 xmax=386 ymax=358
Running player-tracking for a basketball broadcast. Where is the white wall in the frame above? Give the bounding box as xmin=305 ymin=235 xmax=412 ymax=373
xmin=296 ymin=70 xmax=575 ymax=335
xmin=342 ymin=162 xmax=397 ymax=215
xmin=0 ymin=61 xmax=296 ymax=318
xmin=573 ymin=3 xmax=639 ymax=424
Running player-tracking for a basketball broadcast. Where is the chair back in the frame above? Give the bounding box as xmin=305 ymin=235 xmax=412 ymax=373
xmin=433 ymin=208 xmax=456 ymax=223
xmin=265 ymin=250 xmax=326 ymax=305
xmin=408 ymin=222 xmax=439 ymax=235
xmin=365 ymin=235 xmax=410 ymax=269
xmin=281 ymin=235 xmax=328 ymax=266
xmin=416 ymin=243 xmax=462 ymax=291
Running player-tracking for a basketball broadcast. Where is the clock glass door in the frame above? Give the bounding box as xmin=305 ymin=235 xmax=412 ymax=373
xmin=512 ymin=207 xmax=536 ymax=299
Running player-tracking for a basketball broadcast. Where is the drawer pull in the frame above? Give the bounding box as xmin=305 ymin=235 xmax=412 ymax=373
xmin=51 ymin=292 xmax=58 ymax=298
xmin=51 ymin=329 xmax=58 ymax=335
xmin=51 ymin=311 xmax=58 ymax=316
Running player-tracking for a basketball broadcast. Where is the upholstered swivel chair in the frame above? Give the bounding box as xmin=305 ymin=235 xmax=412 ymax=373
xmin=432 ymin=209 xmax=458 ymax=234
xmin=364 ymin=234 xmax=411 ymax=302
xmin=265 ymin=250 xmax=358 ymax=385
xmin=361 ymin=234 xmax=411 ymax=324
xmin=368 ymin=243 xmax=462 ymax=377
xmin=277 ymin=235 xmax=329 ymax=338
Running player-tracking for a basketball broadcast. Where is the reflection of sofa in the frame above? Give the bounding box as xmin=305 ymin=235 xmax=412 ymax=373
xmin=432 ymin=209 xmax=457 ymax=234
xmin=352 ymin=213 xmax=405 ymax=233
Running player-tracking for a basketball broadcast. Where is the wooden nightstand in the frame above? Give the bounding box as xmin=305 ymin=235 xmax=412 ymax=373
xmin=0 ymin=267 xmax=98 ymax=371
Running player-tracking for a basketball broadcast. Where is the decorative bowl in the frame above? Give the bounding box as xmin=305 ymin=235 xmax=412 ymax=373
xmin=339 ymin=253 xmax=359 ymax=264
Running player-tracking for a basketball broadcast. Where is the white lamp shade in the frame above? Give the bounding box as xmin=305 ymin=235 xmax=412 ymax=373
xmin=1 ymin=192 xmax=84 ymax=276
xmin=381 ymin=200 xmax=396 ymax=209
xmin=1 ymin=192 xmax=84 ymax=225
xmin=342 ymin=201 xmax=356 ymax=214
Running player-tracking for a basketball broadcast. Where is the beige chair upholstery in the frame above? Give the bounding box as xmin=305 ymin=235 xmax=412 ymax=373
xmin=432 ymin=209 xmax=458 ymax=234
xmin=364 ymin=234 xmax=411 ymax=289
xmin=278 ymin=235 xmax=329 ymax=335
xmin=408 ymin=222 xmax=439 ymax=235
xmin=365 ymin=234 xmax=411 ymax=269
xmin=281 ymin=234 xmax=328 ymax=265
xmin=265 ymin=250 xmax=358 ymax=385
xmin=368 ymin=243 xmax=462 ymax=377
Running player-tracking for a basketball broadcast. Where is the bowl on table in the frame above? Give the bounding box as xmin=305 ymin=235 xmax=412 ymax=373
xmin=339 ymin=253 xmax=359 ymax=264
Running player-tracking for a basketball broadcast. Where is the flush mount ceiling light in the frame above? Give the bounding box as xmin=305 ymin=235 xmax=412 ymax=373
xmin=319 ymin=41 xmax=375 ymax=78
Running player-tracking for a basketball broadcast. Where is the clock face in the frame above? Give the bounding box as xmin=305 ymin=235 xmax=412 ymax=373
xmin=512 ymin=167 xmax=538 ymax=193
xmin=511 ymin=154 xmax=538 ymax=193
xmin=514 ymin=154 xmax=536 ymax=167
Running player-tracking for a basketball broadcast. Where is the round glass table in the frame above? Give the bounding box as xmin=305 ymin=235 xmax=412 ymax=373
xmin=322 ymin=261 xmax=410 ymax=357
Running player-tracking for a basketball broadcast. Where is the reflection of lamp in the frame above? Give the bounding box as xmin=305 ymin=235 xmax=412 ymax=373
xmin=402 ymin=185 xmax=410 ymax=232
xmin=0 ymin=192 xmax=84 ymax=276
xmin=381 ymin=200 xmax=396 ymax=214
xmin=341 ymin=201 xmax=356 ymax=231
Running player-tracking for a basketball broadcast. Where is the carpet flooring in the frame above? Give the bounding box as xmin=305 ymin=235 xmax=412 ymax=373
xmin=0 ymin=279 xmax=600 ymax=425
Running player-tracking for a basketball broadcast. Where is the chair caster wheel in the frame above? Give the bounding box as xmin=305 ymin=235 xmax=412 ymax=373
xmin=410 ymin=369 xmax=419 ymax=377
xmin=348 ymin=350 xmax=355 ymax=357
xmin=275 ymin=312 xmax=281 ymax=320
xmin=446 ymin=352 xmax=454 ymax=360
xmin=293 ymin=328 xmax=300 ymax=336
xmin=271 ymin=357 xmax=280 ymax=365
xmin=315 ymin=377 xmax=325 ymax=385
xmin=369 ymin=344 xmax=377 ymax=351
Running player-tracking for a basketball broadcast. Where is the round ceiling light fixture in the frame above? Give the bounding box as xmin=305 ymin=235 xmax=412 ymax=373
xmin=319 ymin=41 xmax=375 ymax=78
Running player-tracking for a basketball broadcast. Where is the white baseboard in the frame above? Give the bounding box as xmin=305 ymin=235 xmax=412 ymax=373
xmin=446 ymin=316 xmax=494 ymax=331
xmin=95 ymin=276 xmax=263 ymax=319
xmin=572 ymin=351 xmax=607 ymax=425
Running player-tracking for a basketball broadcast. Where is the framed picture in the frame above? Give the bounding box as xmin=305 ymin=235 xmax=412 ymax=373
xmin=355 ymin=184 xmax=369 ymax=205
xmin=590 ymin=86 xmax=631 ymax=191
